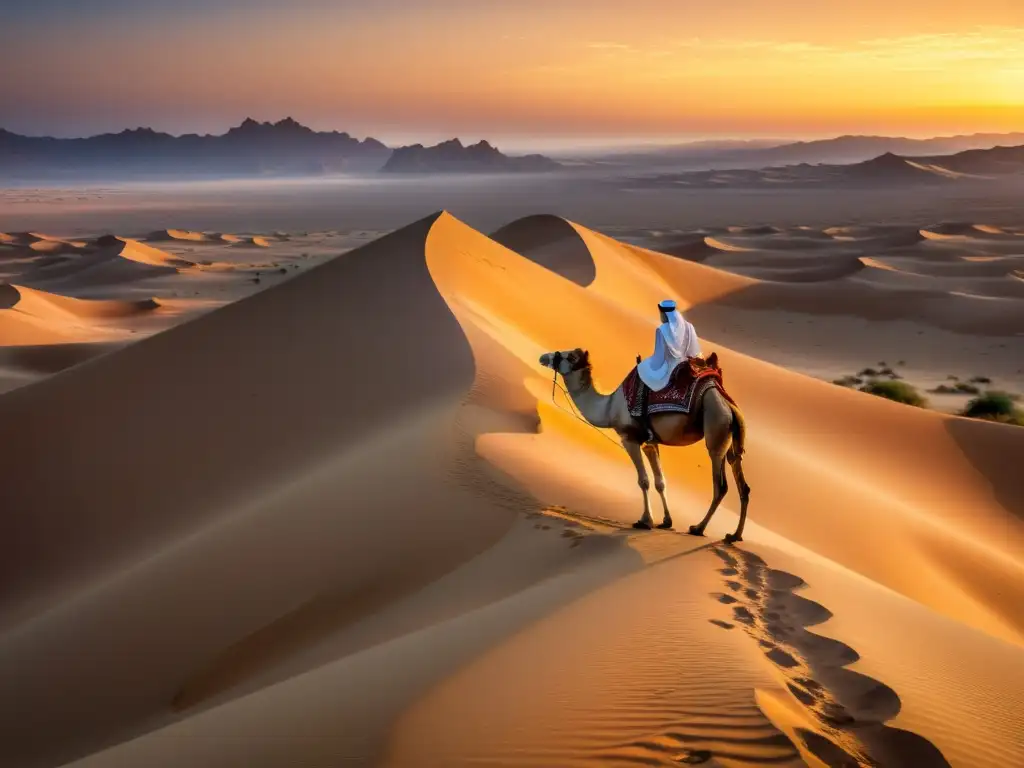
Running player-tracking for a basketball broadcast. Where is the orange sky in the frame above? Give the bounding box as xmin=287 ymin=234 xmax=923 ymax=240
xmin=3 ymin=2 xmax=1023 ymax=145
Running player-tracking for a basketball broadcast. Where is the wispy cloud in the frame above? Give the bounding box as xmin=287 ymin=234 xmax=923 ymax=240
xmin=563 ymin=26 xmax=1024 ymax=79
xmin=664 ymin=25 xmax=1024 ymax=69
xmin=587 ymin=41 xmax=633 ymax=51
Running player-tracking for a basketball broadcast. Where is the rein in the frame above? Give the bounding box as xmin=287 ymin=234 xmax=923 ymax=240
xmin=549 ymin=355 xmax=626 ymax=451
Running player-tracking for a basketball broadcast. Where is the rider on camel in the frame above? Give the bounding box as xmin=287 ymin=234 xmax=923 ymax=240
xmin=637 ymin=299 xmax=702 ymax=443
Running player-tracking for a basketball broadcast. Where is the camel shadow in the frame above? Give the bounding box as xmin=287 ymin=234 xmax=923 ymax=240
xmin=709 ymin=547 xmax=952 ymax=767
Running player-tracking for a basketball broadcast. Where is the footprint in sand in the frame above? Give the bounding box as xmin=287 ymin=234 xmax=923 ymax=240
xmin=787 ymin=682 xmax=819 ymax=707
xmin=796 ymin=729 xmax=861 ymax=767
xmin=765 ymin=647 xmax=800 ymax=668
xmin=732 ymin=606 xmax=755 ymax=625
xmin=674 ymin=748 xmax=713 ymax=764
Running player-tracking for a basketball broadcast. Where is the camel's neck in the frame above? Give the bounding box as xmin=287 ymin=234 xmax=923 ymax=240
xmin=561 ymin=367 xmax=616 ymax=428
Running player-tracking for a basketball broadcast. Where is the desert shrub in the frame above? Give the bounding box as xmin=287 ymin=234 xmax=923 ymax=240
xmin=859 ymin=379 xmax=928 ymax=407
xmin=858 ymin=367 xmax=879 ymax=377
xmin=833 ymin=375 xmax=863 ymax=388
xmin=954 ymin=382 xmax=980 ymax=395
xmin=961 ymin=391 xmax=1024 ymax=426
xmin=970 ymin=376 xmax=992 ymax=384
xmin=929 ymin=384 xmax=958 ymax=394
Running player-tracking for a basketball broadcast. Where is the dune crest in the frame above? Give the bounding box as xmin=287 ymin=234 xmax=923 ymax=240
xmin=91 ymin=235 xmax=195 ymax=268
xmin=145 ymin=229 xmax=209 ymax=243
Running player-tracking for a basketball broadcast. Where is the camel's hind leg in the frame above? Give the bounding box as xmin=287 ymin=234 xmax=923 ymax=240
xmin=725 ymin=448 xmax=751 ymax=543
xmin=642 ymin=442 xmax=673 ymax=529
xmin=687 ymin=395 xmax=732 ymax=538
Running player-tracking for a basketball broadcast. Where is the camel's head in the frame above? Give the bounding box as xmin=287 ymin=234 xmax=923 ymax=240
xmin=539 ymin=348 xmax=590 ymax=376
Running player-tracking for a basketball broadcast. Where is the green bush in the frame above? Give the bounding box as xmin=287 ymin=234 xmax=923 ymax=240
xmin=961 ymin=391 xmax=1024 ymax=426
xmin=859 ymin=379 xmax=928 ymax=407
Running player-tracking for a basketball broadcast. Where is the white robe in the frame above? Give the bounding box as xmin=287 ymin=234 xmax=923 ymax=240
xmin=637 ymin=309 xmax=701 ymax=391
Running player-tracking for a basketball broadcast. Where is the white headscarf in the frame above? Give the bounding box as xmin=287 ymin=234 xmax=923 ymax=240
xmin=661 ymin=308 xmax=701 ymax=360
xmin=637 ymin=306 xmax=702 ymax=391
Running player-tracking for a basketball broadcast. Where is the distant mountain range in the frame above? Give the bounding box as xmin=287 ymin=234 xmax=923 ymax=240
xmin=729 ymin=133 xmax=1024 ymax=167
xmin=622 ymin=144 xmax=1024 ymax=190
xmin=381 ymin=139 xmax=559 ymax=174
xmin=585 ymin=132 xmax=1024 ymax=170
xmin=0 ymin=118 xmax=561 ymax=181
xmin=4 ymin=119 xmax=1023 ymax=183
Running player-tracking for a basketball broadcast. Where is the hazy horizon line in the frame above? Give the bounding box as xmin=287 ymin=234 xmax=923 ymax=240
xmin=4 ymin=117 xmax=1024 ymax=155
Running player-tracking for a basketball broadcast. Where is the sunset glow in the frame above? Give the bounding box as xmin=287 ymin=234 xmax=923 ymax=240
xmin=3 ymin=1 xmax=1023 ymax=144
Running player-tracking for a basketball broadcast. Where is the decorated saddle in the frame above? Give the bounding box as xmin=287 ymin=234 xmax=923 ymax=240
xmin=622 ymin=352 xmax=734 ymax=418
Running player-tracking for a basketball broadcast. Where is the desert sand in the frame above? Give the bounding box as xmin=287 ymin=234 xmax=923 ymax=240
xmin=0 ymin=206 xmax=1021 ymax=768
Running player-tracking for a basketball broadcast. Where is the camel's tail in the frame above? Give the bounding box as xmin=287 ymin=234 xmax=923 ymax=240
xmin=727 ymin=401 xmax=747 ymax=459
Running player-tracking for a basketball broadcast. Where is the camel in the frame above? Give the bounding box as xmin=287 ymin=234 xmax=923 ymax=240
xmin=539 ymin=348 xmax=750 ymax=543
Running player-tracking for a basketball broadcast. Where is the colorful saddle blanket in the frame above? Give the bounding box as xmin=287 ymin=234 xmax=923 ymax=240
xmin=622 ymin=353 xmax=732 ymax=418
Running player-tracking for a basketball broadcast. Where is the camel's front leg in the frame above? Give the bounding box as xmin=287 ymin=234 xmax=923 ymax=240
xmin=642 ymin=443 xmax=673 ymax=529
xmin=623 ymin=439 xmax=654 ymax=530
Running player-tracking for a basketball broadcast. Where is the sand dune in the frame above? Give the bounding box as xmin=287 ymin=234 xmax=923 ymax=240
xmin=867 ymin=254 xmax=1024 ymax=279
xmin=0 ymin=232 xmax=87 ymax=254
xmin=20 ymin=236 xmax=193 ymax=288
xmin=655 ymin=235 xmax=721 ymax=262
xmin=489 ymin=214 xmax=596 ymax=286
xmin=727 ymin=225 xmax=781 ymax=235
xmin=146 ymin=230 xmax=274 ymax=248
xmin=711 ymin=269 xmax=1024 ymax=334
xmin=0 ymin=211 xmax=1021 ymax=768
xmin=634 ymin=223 xmax=1024 ymax=334
xmin=732 ymin=257 xmax=869 ymax=283
xmin=924 ymin=222 xmax=1023 ymax=239
xmin=145 ymin=229 xmax=210 ymax=242
xmin=0 ymin=283 xmax=159 ymax=346
xmin=91 ymin=236 xmax=195 ymax=268
xmin=0 ymin=283 xmax=160 ymax=319
xmin=223 ymin=234 xmax=273 ymax=248
xmin=703 ymin=235 xmax=756 ymax=252
xmin=660 ymin=234 xmax=778 ymax=264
